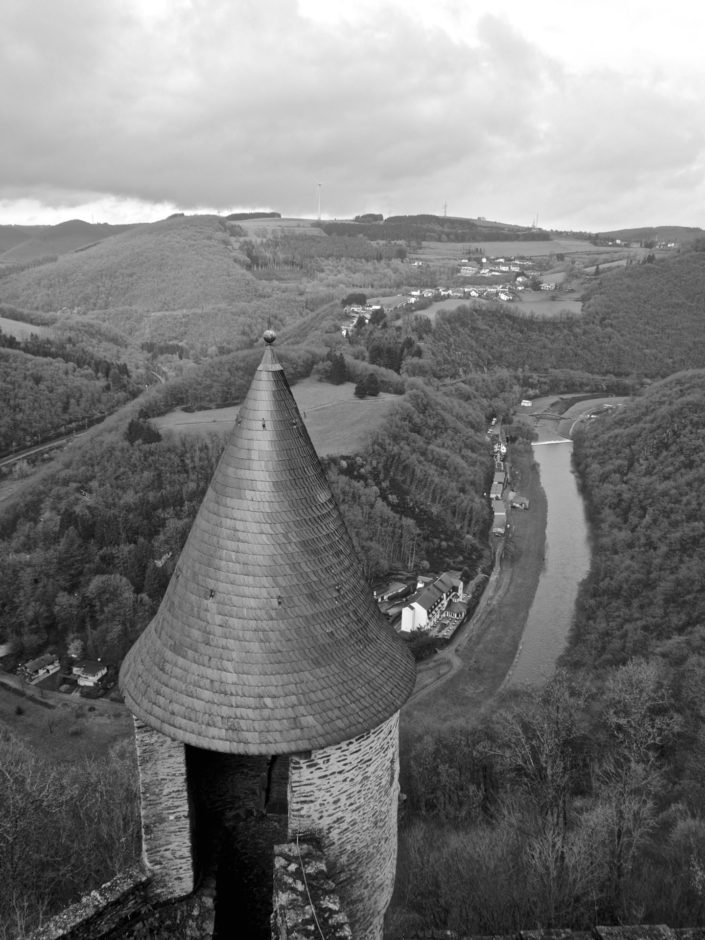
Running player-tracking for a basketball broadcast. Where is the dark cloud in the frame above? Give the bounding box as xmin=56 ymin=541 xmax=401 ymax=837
xmin=2 ymin=0 xmax=704 ymax=228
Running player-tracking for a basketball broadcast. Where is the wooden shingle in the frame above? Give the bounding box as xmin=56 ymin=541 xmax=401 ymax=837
xmin=119 ymin=338 xmax=416 ymax=753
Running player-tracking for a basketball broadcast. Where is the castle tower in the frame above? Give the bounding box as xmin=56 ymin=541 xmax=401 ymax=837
xmin=119 ymin=334 xmax=416 ymax=938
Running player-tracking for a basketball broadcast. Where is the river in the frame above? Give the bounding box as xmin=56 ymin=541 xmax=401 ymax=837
xmin=508 ymin=421 xmax=591 ymax=685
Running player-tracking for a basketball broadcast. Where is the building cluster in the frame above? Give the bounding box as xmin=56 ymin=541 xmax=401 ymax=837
xmin=339 ymin=255 xmax=562 ymax=336
xmin=340 ymin=302 xmax=384 ymax=335
xmin=374 ymin=570 xmax=468 ymax=638
xmin=489 ymin=424 xmax=509 ymax=536
xmin=397 ymin=570 xmax=466 ymax=634
xmin=17 ymin=653 xmax=108 ymax=692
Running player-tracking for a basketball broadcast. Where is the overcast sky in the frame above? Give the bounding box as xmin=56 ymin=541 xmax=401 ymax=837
xmin=2 ymin=0 xmax=704 ymax=232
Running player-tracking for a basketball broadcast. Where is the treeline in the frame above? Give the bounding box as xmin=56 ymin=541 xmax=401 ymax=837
xmin=239 ymin=234 xmax=405 ymax=274
xmin=225 ymin=211 xmax=281 ymax=221
xmin=137 ymin=344 xmax=323 ymax=416
xmin=567 ymin=369 xmax=705 ymax=670
xmin=0 ymin=731 xmax=140 ymax=937
xmin=391 ymin=664 xmax=705 ymax=935
xmin=316 ymin=214 xmax=549 ymax=243
xmin=0 ymin=347 xmax=136 ymax=455
xmin=0 ymin=327 xmax=132 ymax=383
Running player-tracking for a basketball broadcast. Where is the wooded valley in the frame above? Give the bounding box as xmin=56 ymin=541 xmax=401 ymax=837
xmin=3 ymin=216 xmax=705 ymax=937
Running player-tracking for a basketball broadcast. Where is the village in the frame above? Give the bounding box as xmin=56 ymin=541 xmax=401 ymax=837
xmin=340 ymin=254 xmax=557 ymax=335
xmin=15 ymin=648 xmax=115 ymax=698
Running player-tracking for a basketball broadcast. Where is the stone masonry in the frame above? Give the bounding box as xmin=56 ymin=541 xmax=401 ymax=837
xmin=287 ymin=712 xmax=401 ymax=940
xmin=271 ymin=841 xmax=352 ymax=940
xmin=133 ymin=719 xmax=194 ymax=900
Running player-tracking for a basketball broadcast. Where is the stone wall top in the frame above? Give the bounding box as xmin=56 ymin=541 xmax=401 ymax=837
xmin=28 ymin=867 xmax=150 ymax=940
xmin=271 ymin=840 xmax=352 ymax=940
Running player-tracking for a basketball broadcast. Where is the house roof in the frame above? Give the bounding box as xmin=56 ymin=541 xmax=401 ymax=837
xmin=74 ymin=660 xmax=106 ymax=676
xmin=25 ymin=653 xmax=57 ymax=671
xmin=119 ymin=335 xmax=415 ymax=755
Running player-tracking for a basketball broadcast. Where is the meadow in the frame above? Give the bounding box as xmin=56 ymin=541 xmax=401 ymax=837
xmin=152 ymin=377 xmax=403 ymax=456
xmin=0 ymin=315 xmax=52 ymax=339
xmin=514 ymin=292 xmax=584 ymax=318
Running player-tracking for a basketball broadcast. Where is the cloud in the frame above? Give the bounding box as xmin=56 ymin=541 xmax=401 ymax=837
xmin=2 ymin=0 xmax=705 ymax=229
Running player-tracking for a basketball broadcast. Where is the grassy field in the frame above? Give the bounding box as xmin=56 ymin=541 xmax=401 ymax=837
xmin=410 ymin=238 xmax=643 ymax=267
xmin=0 ymin=315 xmax=53 ymax=339
xmin=0 ymin=674 xmax=132 ymax=763
xmin=405 ymin=291 xmax=584 ymax=324
xmin=514 ymin=292 xmax=583 ymax=318
xmin=153 ymin=377 xmax=403 ymax=456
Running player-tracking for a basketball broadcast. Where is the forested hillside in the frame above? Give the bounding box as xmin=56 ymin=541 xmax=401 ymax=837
xmin=390 ymin=376 xmax=705 ymax=937
xmin=567 ymin=369 xmax=705 ymax=668
xmin=0 ymin=346 xmax=135 ymax=454
xmin=429 ymin=248 xmax=705 ymax=382
xmin=0 ymin=352 xmax=508 ymax=665
xmin=0 ymin=215 xmax=430 ymax=353
xmin=0 ymin=216 xmax=255 ymax=313
xmin=7 ymin=220 xmax=705 ymax=937
xmin=0 ymin=219 xmax=138 ymax=263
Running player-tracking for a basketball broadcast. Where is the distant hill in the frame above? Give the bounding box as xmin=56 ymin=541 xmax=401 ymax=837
xmin=0 ymin=214 xmax=302 ymax=350
xmin=317 ymin=214 xmax=549 ymax=243
xmin=0 ymin=215 xmax=262 ymax=313
xmin=0 ymin=225 xmax=42 ymax=255
xmin=0 ymin=219 xmax=139 ymax=263
xmin=596 ymin=225 xmax=704 ymax=245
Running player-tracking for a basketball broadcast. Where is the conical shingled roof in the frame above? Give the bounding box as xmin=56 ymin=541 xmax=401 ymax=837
xmin=119 ymin=337 xmax=415 ymax=754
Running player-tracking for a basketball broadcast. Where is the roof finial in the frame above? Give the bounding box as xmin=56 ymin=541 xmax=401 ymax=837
xmin=263 ymin=329 xmax=276 ymax=345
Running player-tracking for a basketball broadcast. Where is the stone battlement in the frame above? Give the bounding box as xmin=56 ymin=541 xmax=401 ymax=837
xmin=28 ymin=842 xmax=348 ymax=940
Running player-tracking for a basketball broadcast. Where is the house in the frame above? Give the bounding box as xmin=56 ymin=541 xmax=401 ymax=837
xmin=400 ymin=571 xmax=463 ymax=633
xmin=492 ymin=502 xmax=507 ymax=535
xmin=540 ymin=282 xmax=556 ymax=291
xmin=72 ymin=659 xmax=108 ymax=687
xmin=21 ymin=653 xmax=59 ymax=684
xmin=490 ymin=482 xmax=504 ymax=500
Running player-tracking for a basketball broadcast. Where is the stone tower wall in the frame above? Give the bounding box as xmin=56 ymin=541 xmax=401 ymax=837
xmin=287 ymin=712 xmax=401 ymax=940
xmin=133 ymin=719 xmax=194 ymax=900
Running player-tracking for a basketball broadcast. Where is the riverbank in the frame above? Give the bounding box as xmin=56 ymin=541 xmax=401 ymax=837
xmin=401 ymin=440 xmax=548 ymax=739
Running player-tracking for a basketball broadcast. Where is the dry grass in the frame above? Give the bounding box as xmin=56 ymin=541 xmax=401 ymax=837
xmin=153 ymin=377 xmax=403 ymax=456
xmin=0 ymin=675 xmax=132 ymax=763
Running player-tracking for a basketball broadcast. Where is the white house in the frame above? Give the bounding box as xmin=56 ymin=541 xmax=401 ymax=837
xmin=73 ymin=659 xmax=108 ymax=687
xmin=400 ymin=571 xmax=463 ymax=633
